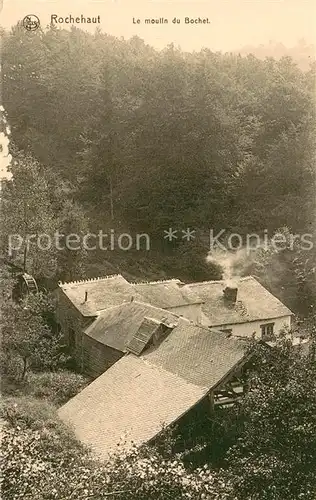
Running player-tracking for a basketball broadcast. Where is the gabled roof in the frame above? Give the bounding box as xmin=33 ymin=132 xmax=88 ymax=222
xmin=84 ymin=301 xmax=179 ymax=352
xmin=184 ymin=276 xmax=293 ymax=327
xmin=58 ymin=322 xmax=248 ymax=458
xmin=58 ymin=275 xmax=143 ymax=316
xmin=58 ymin=355 xmax=207 ymax=460
xmin=132 ymin=279 xmax=203 ymax=309
xmin=57 ymin=276 xmax=202 ymax=316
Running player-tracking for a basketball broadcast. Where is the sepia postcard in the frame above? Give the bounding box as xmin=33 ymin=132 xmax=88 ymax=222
xmin=0 ymin=1 xmax=316 ymax=498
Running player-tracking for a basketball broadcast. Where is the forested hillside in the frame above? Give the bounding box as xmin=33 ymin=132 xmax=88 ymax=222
xmin=1 ymin=24 xmax=315 ymax=314
xmin=236 ymin=39 xmax=315 ymax=71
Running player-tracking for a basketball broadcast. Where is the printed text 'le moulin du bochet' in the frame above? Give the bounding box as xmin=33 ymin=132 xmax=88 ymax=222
xmin=133 ymin=17 xmax=210 ymax=25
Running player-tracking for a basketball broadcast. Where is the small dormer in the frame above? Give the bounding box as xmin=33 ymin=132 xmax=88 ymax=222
xmin=125 ymin=317 xmax=176 ymax=356
xmin=152 ymin=318 xmax=177 ymax=346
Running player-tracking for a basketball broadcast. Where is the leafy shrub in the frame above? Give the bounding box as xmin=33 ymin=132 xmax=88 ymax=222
xmin=1 ymin=396 xmax=65 ymax=431
xmin=26 ymin=371 xmax=89 ymax=406
xmin=102 ymin=445 xmax=232 ymax=500
xmin=1 ymin=371 xmax=89 ymax=406
xmin=1 ymin=291 xmax=70 ymax=382
xmin=226 ymin=341 xmax=316 ymax=500
xmin=1 ymin=397 xmax=230 ymax=500
xmin=0 ymin=351 xmax=25 ymax=382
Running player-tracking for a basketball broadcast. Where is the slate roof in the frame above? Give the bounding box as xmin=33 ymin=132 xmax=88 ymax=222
xmin=141 ymin=320 xmax=247 ymax=388
xmin=184 ymin=276 xmax=293 ymax=327
xmin=58 ymin=321 xmax=248 ymax=458
xmin=84 ymin=301 xmax=179 ymax=352
xmin=132 ymin=280 xmax=203 ymax=309
xmin=58 ymin=275 xmax=143 ymax=316
xmin=58 ymin=276 xmax=202 ymax=316
xmin=58 ymin=355 xmax=207 ymax=460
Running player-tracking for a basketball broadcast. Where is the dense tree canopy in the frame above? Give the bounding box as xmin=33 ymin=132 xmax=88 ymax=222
xmin=1 ymin=24 xmax=315 ymax=305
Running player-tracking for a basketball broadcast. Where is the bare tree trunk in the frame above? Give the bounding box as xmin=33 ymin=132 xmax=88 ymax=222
xmin=23 ymin=245 xmax=27 ymax=273
xmin=21 ymin=357 xmax=28 ymax=381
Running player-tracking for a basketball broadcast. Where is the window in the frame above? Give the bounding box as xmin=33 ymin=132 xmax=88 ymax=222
xmin=260 ymin=323 xmax=274 ymax=340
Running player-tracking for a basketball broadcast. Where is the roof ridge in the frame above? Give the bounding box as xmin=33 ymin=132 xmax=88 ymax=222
xmin=97 ymin=299 xmax=181 ymax=316
xmin=58 ymin=274 xmax=124 ymax=286
xmin=187 ymin=276 xmax=255 ymax=286
xmin=133 ymin=279 xmax=182 ymax=285
xmin=187 ymin=280 xmax=225 ymax=286
xmin=129 ymin=300 xmax=180 ymax=316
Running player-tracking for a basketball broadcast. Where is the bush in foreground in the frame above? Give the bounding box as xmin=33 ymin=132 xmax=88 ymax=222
xmin=25 ymin=371 xmax=89 ymax=406
xmin=226 ymin=340 xmax=316 ymax=500
xmin=1 ymin=370 xmax=89 ymax=406
xmin=1 ymin=397 xmax=230 ymax=499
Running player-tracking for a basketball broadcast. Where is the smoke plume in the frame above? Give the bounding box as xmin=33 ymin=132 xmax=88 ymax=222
xmin=206 ymin=248 xmax=251 ymax=286
xmin=206 ymin=244 xmax=273 ymax=285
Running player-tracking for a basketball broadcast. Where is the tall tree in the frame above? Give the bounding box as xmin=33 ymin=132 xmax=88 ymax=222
xmin=0 ymin=149 xmax=57 ymax=277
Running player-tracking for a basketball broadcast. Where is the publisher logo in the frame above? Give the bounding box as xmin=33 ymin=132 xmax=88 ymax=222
xmin=22 ymin=14 xmax=40 ymax=31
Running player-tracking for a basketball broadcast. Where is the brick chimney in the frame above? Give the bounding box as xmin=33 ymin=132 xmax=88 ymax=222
xmin=223 ymin=285 xmax=238 ymax=305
